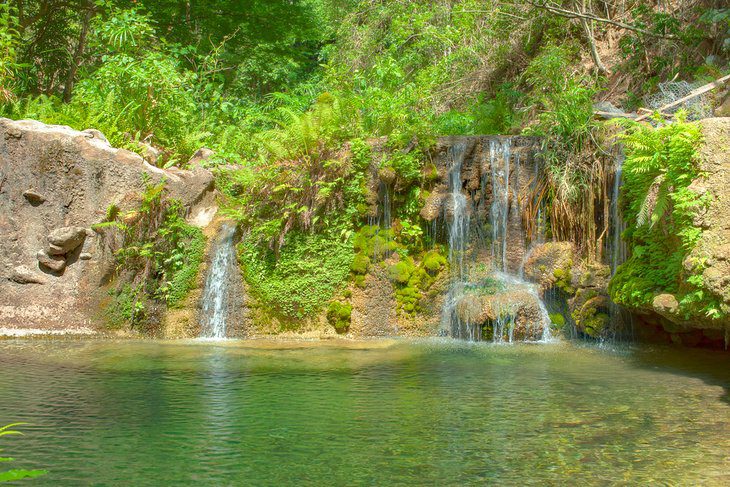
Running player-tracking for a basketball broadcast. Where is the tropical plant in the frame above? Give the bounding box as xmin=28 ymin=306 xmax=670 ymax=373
xmin=0 ymin=424 xmax=47 ymax=483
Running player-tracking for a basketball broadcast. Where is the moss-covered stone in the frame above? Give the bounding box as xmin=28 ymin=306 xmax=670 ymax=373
xmin=388 ymin=260 xmax=413 ymax=284
xmin=351 ymin=253 xmax=370 ymax=274
xmin=327 ymin=301 xmax=352 ymax=333
xmin=423 ymin=249 xmax=447 ymax=274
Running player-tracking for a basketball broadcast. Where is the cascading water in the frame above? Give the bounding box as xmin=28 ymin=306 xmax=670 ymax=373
xmin=490 ymin=140 xmax=511 ymax=272
xmin=487 ymin=139 xmax=551 ymax=342
xmin=200 ymin=224 xmax=239 ymax=339
xmin=441 ymin=138 xmax=551 ymax=342
xmin=441 ymin=142 xmax=471 ymax=339
xmin=606 ymin=150 xmax=634 ymax=342
xmin=609 ymin=151 xmax=628 ymax=274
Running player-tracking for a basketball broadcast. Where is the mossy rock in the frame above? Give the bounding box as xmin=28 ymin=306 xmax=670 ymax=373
xmin=351 ymin=253 xmax=370 ymax=274
xmin=327 ymin=301 xmax=352 ymax=333
xmin=389 ymin=260 xmax=413 ymax=284
xmin=423 ymin=249 xmax=448 ymax=274
xmin=553 ymin=266 xmax=575 ymax=294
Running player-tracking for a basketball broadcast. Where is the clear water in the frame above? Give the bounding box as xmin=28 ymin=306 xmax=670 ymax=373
xmin=1 ymin=339 xmax=729 ymax=485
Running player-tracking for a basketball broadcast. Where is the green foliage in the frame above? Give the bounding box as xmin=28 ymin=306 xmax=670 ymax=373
xmin=609 ymin=115 xmax=720 ymax=319
xmin=467 ymin=84 xmax=523 ymax=135
xmin=549 ymin=313 xmax=566 ymax=329
xmin=240 ymin=230 xmax=353 ymax=319
xmin=0 ymin=4 xmax=20 ymax=102
xmin=326 ymin=301 xmax=352 ymax=333
xmin=105 ymin=181 xmax=206 ymax=329
xmin=0 ymin=424 xmax=47 ymax=483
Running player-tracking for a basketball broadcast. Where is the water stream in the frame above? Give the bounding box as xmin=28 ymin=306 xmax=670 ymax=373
xmin=199 ymin=224 xmax=239 ymax=339
xmin=441 ymin=138 xmax=551 ymax=342
xmin=606 ymin=150 xmax=633 ymax=342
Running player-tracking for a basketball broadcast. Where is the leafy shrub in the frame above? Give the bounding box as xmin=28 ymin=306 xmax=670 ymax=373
xmin=609 ymin=115 xmax=720 ymax=319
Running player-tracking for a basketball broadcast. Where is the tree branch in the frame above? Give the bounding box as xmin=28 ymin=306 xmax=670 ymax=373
xmin=524 ymin=0 xmax=678 ymax=40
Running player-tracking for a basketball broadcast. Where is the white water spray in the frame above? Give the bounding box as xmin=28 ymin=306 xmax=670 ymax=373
xmin=200 ymin=224 xmax=239 ymax=339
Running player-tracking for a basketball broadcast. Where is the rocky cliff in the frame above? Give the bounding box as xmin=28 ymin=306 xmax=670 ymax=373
xmin=0 ymin=118 xmax=216 ymax=335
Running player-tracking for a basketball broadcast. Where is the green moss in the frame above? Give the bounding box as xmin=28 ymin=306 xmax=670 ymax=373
xmin=354 ymin=275 xmax=366 ymax=288
xmin=353 ymin=226 xmax=398 ymax=259
xmin=423 ymin=249 xmax=447 ymax=274
xmin=553 ymin=265 xmax=574 ymax=294
xmin=549 ymin=313 xmax=566 ymax=329
xmin=388 ymin=260 xmax=413 ymax=284
xmin=351 ymin=253 xmax=370 ymax=274
xmin=582 ymin=313 xmax=609 ymax=337
xmin=327 ymin=301 xmax=352 ymax=333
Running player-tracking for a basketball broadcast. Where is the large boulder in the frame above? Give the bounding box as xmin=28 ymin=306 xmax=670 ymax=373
xmin=0 ymin=118 xmax=216 ymax=333
xmin=455 ymin=286 xmax=548 ymax=341
xmin=681 ymin=118 xmax=730 ymax=328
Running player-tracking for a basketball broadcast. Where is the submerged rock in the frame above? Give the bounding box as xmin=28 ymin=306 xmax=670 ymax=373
xmin=455 ymin=286 xmax=547 ymax=341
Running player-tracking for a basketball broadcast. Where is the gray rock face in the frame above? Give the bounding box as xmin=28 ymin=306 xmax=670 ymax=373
xmin=0 ymin=118 xmax=216 ymax=331
xmin=47 ymin=226 xmax=87 ymax=254
xmin=36 ymin=249 xmax=66 ymax=272
xmin=9 ymin=265 xmax=47 ymax=285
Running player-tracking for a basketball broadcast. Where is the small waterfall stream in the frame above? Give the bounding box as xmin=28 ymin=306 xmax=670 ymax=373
xmin=609 ymin=151 xmax=628 ymax=274
xmin=200 ymin=224 xmax=240 ymax=339
xmin=441 ymin=141 xmax=470 ymax=338
xmin=606 ymin=150 xmax=633 ymax=341
xmin=488 ymin=139 xmax=551 ymax=342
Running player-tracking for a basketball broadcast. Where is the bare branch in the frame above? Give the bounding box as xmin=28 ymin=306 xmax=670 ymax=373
xmin=524 ymin=0 xmax=678 ymax=40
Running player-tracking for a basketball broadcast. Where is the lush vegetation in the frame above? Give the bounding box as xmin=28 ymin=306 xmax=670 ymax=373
xmin=99 ymin=179 xmax=206 ymax=330
xmin=1 ymin=0 xmax=728 ymax=330
xmin=610 ymin=115 xmax=723 ymax=320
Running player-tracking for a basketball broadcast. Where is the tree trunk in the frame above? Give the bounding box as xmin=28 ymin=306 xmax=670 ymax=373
xmin=575 ymin=0 xmax=610 ymax=76
xmin=62 ymin=0 xmax=95 ymax=102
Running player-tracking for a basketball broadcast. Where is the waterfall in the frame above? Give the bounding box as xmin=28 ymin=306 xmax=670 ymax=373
xmin=440 ymin=138 xmax=551 ymax=342
xmin=606 ymin=150 xmax=634 ymax=342
xmin=441 ymin=142 xmax=471 ymax=339
xmin=490 ymin=140 xmax=510 ymax=272
xmin=609 ymin=151 xmax=628 ymax=274
xmin=447 ymin=143 xmax=470 ymax=279
xmin=200 ymin=224 xmax=239 ymax=339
